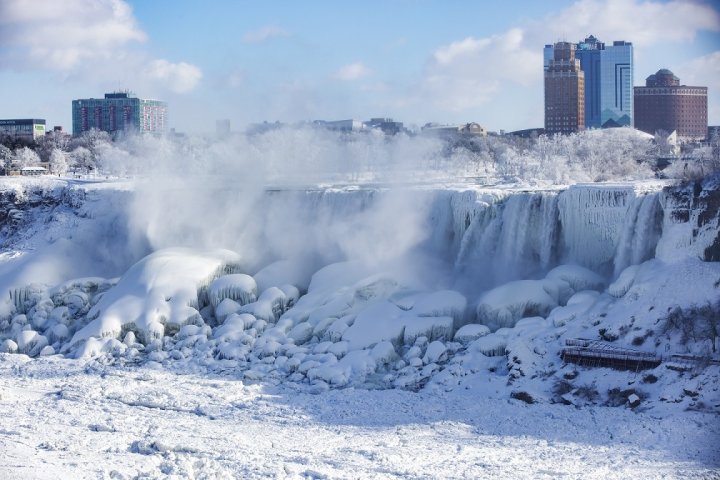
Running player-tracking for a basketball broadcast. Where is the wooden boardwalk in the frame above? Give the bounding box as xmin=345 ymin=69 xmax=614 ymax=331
xmin=561 ymin=339 xmax=661 ymax=371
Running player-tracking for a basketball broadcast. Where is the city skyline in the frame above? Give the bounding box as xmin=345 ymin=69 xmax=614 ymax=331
xmin=0 ymin=0 xmax=718 ymax=134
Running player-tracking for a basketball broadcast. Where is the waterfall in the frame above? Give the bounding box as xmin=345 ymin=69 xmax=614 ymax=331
xmin=557 ymin=185 xmax=633 ymax=274
xmin=453 ymin=192 xmax=560 ymax=288
xmin=613 ymin=193 xmax=663 ymax=277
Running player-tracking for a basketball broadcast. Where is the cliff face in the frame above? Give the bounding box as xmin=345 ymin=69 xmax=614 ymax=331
xmin=660 ymin=176 xmax=720 ymax=262
xmin=0 ymin=183 xmax=79 ymax=249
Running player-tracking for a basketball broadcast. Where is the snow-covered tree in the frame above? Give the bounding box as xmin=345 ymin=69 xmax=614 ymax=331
xmin=13 ymin=146 xmax=41 ymax=169
xmin=49 ymin=148 xmax=69 ymax=176
xmin=69 ymin=147 xmax=95 ymax=174
xmin=70 ymin=129 xmax=111 ymax=153
xmin=37 ymin=130 xmax=71 ymax=161
xmin=0 ymin=144 xmax=12 ymax=174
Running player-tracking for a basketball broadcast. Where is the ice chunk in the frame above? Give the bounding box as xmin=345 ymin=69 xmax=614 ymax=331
xmin=324 ymin=315 xmax=354 ymax=342
xmin=410 ymin=290 xmax=467 ymax=327
xmin=49 ymin=323 xmax=69 ymax=343
xmin=470 ymin=333 xmax=508 ymax=357
xmin=287 ymin=322 xmax=314 ymax=345
xmin=453 ymin=324 xmax=491 ymax=345
xmin=16 ymin=330 xmax=48 ymax=357
xmin=39 ymin=345 xmax=55 ymax=356
xmin=402 ymin=315 xmax=454 ymax=345
xmin=609 ymin=264 xmax=640 ymax=297
xmin=476 ymin=279 xmax=559 ymax=331
xmin=278 ymin=284 xmax=299 ymax=309
xmin=0 ymin=339 xmax=18 ymax=353
xmin=545 ymin=264 xmax=605 ymax=292
xmin=208 ymin=274 xmax=257 ymax=308
xmin=422 ymin=341 xmax=447 ymax=364
xmin=214 ymin=298 xmax=242 ymax=323
xmin=48 ymin=306 xmax=70 ymax=326
xmin=342 ymin=301 xmax=405 ymax=350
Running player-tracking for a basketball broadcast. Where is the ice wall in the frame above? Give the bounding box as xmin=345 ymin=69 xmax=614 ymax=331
xmin=4 ymin=178 xmax=713 ymax=305
xmin=234 ymin=183 xmax=672 ymax=291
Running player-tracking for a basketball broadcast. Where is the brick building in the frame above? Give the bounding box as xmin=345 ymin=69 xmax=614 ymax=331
xmin=544 ymin=42 xmax=585 ymax=134
xmin=634 ymin=69 xmax=707 ymax=141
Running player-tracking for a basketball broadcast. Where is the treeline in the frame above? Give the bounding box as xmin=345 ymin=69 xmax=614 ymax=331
xmin=2 ymin=126 xmax=718 ymax=183
xmin=0 ymin=129 xmax=111 ymax=175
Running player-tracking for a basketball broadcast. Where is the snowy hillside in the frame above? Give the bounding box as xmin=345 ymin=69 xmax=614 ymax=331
xmin=0 ymin=175 xmax=718 ymax=477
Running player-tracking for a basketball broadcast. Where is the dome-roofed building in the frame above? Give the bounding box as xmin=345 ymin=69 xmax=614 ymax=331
xmin=634 ymin=69 xmax=707 ymax=141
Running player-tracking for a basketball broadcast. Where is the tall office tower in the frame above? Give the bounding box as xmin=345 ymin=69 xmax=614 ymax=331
xmin=544 ymin=42 xmax=585 ymax=134
xmin=545 ymin=36 xmax=633 ymax=129
xmin=634 ymin=69 xmax=708 ymax=141
xmin=72 ymin=91 xmax=167 ymax=136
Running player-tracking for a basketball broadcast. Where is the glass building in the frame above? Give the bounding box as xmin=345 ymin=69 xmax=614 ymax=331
xmin=0 ymin=119 xmax=46 ymax=141
xmin=545 ymin=36 xmax=633 ymax=129
xmin=71 ymin=92 xmax=167 ymax=136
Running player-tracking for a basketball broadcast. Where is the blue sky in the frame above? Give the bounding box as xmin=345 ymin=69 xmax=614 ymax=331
xmin=0 ymin=0 xmax=718 ymax=133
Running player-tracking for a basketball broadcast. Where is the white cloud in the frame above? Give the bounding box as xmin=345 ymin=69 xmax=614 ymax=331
xmin=146 ymin=60 xmax=203 ymax=94
xmin=0 ymin=0 xmax=146 ymax=69
xmin=540 ymin=0 xmax=720 ymax=48
xmin=334 ymin=63 xmax=372 ymax=81
xmin=409 ymin=0 xmax=720 ymax=120
xmin=681 ymin=50 xmax=720 ymax=122
xmin=418 ymin=29 xmax=539 ymax=113
xmin=242 ymin=26 xmax=290 ymax=44
xmin=682 ymin=51 xmax=720 ymax=90
xmin=0 ymin=0 xmax=203 ymax=94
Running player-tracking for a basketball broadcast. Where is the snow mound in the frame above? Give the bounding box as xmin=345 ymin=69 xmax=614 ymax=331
xmin=476 ymin=279 xmax=565 ymax=331
xmin=407 ymin=290 xmax=467 ymax=327
xmin=403 ymin=316 xmax=454 ymax=345
xmin=253 ymin=259 xmax=314 ymax=292
xmin=63 ymin=248 xmax=240 ymax=350
xmin=342 ymin=301 xmax=405 ymax=350
xmin=545 ymin=264 xmax=605 ymax=292
xmin=454 ymin=324 xmax=491 ymax=344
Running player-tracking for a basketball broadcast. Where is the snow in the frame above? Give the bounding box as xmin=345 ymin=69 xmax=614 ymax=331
xmin=0 ymin=176 xmax=719 ymax=478
xmin=6 ymin=355 xmax=715 ymax=479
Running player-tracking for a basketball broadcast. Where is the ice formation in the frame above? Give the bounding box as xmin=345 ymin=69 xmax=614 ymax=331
xmin=0 ymin=178 xmax=718 ymax=412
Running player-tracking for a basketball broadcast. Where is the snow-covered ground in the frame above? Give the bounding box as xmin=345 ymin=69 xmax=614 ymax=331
xmin=1 ymin=176 xmax=719 ymax=478
xmin=1 ymin=354 xmax=718 ymax=479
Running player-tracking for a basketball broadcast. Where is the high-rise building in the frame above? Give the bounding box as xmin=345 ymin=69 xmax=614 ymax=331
xmin=544 ymin=36 xmax=633 ymax=129
xmin=71 ymin=91 xmax=167 ymax=136
xmin=544 ymin=42 xmax=585 ymax=134
xmin=634 ymin=69 xmax=708 ymax=141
